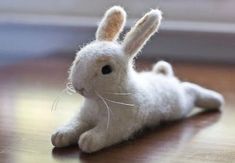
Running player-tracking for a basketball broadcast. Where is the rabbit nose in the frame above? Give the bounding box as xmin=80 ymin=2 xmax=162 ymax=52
xmin=75 ymin=87 xmax=85 ymax=95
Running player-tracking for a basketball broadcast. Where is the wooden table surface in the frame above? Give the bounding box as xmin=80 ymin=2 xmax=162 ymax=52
xmin=0 ymin=57 xmax=235 ymax=163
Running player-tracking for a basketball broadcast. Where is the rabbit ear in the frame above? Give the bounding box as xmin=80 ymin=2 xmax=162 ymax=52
xmin=96 ymin=6 xmax=126 ymax=41
xmin=122 ymin=9 xmax=162 ymax=57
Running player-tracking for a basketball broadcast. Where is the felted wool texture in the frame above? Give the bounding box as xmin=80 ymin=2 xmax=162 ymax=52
xmin=51 ymin=6 xmax=224 ymax=153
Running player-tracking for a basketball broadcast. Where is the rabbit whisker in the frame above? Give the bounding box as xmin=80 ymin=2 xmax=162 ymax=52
xmin=66 ymin=82 xmax=76 ymax=94
xmin=51 ymin=88 xmax=67 ymax=112
xmin=102 ymin=97 xmax=135 ymax=107
xmin=103 ymin=92 xmax=132 ymax=95
xmin=66 ymin=87 xmax=76 ymax=95
xmin=95 ymin=91 xmax=112 ymax=129
xmin=52 ymin=82 xmax=76 ymax=112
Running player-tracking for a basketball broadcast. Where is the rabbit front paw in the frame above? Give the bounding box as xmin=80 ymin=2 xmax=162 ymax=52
xmin=79 ymin=132 xmax=104 ymax=153
xmin=51 ymin=127 xmax=78 ymax=147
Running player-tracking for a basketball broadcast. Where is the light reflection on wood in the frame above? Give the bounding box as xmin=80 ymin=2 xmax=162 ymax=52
xmin=0 ymin=57 xmax=234 ymax=163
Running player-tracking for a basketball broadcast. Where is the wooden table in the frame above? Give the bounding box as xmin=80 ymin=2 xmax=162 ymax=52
xmin=0 ymin=57 xmax=234 ymax=163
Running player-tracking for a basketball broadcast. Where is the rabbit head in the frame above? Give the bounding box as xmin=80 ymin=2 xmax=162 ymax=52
xmin=69 ymin=6 xmax=162 ymax=98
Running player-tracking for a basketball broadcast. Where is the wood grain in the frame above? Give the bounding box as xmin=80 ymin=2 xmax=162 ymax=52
xmin=0 ymin=57 xmax=234 ymax=163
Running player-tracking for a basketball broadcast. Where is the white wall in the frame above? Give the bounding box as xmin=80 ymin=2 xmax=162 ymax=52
xmin=1 ymin=0 xmax=235 ymax=65
xmin=1 ymin=0 xmax=235 ymax=23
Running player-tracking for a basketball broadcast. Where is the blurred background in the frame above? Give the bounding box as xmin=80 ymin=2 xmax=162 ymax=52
xmin=1 ymin=0 xmax=235 ymax=65
xmin=0 ymin=1 xmax=235 ymax=162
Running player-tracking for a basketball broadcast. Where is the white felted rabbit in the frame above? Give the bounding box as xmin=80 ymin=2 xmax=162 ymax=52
xmin=51 ymin=6 xmax=224 ymax=153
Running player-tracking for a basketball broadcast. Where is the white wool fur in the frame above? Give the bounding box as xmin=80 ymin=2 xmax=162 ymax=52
xmin=96 ymin=6 xmax=126 ymax=41
xmin=122 ymin=9 xmax=162 ymax=57
xmin=51 ymin=6 xmax=224 ymax=153
xmin=153 ymin=60 xmax=174 ymax=76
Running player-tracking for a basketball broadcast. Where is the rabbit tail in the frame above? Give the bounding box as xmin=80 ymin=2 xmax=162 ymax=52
xmin=153 ymin=61 xmax=174 ymax=77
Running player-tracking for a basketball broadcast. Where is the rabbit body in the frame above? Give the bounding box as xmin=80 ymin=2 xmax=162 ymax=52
xmin=51 ymin=6 xmax=224 ymax=153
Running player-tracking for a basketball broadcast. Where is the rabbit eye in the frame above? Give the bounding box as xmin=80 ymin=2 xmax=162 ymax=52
xmin=101 ymin=65 xmax=112 ymax=75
